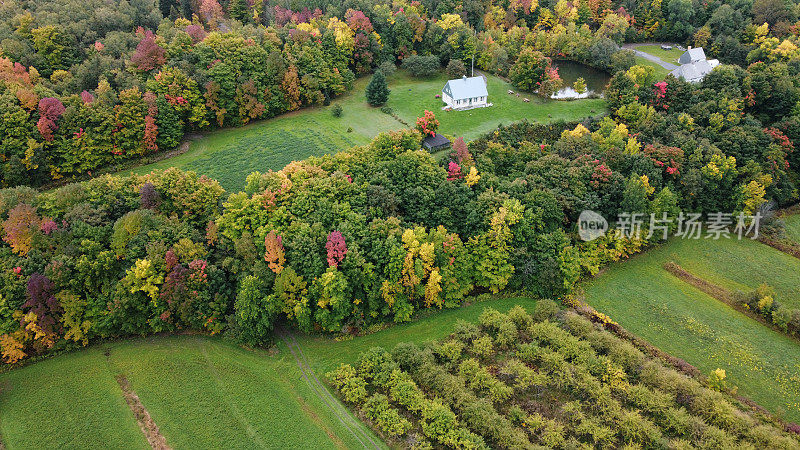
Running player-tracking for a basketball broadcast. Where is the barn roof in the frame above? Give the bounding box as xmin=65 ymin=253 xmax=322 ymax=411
xmin=442 ymin=76 xmax=488 ymax=100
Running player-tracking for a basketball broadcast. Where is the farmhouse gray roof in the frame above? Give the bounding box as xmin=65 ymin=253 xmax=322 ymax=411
xmin=679 ymin=47 xmax=706 ymax=64
xmin=670 ymin=59 xmax=719 ymax=82
xmin=442 ymin=76 xmax=488 ymax=101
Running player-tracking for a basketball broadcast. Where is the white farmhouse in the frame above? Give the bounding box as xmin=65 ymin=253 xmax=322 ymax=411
xmin=669 ymin=47 xmax=720 ymax=83
xmin=442 ymin=75 xmax=489 ymax=110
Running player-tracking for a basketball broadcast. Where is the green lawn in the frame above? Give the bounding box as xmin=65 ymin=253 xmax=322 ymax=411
xmin=782 ymin=213 xmax=800 ymax=244
xmin=387 ymin=72 xmax=604 ymax=142
xmin=0 ymin=296 xmax=536 ymax=449
xmin=636 ymin=44 xmax=684 ymax=64
xmin=634 ymin=56 xmax=670 ymax=79
xmin=124 ymin=71 xmax=605 ymax=192
xmin=583 ymin=237 xmax=800 ymax=422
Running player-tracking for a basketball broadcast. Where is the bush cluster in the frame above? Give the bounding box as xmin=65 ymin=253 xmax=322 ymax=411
xmin=328 ymin=306 xmax=800 ymax=449
xmin=734 ymin=284 xmax=800 ymax=336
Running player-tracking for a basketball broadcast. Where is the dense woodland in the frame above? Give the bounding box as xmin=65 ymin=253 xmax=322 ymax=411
xmin=3 ymin=0 xmax=800 ymax=187
xmin=3 ymin=51 xmax=800 ymax=365
xmin=2 ymin=0 xmax=800 ymax=373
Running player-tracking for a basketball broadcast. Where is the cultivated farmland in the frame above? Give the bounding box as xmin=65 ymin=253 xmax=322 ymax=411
xmin=328 ymin=304 xmax=800 ymax=448
xmin=583 ymin=236 xmax=800 ymax=422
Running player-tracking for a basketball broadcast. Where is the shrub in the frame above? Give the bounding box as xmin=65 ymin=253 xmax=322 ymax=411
xmin=451 ymin=319 xmax=481 ymax=344
xmin=387 ymin=370 xmax=427 ymax=412
xmin=378 ymin=61 xmax=396 ymax=77
xmin=363 ymin=393 xmax=412 ymax=437
xmin=446 ymin=59 xmax=467 ymax=79
xmin=327 ymin=364 xmax=368 ymax=404
xmin=392 ymin=342 xmax=434 ymax=372
xmin=331 ymin=104 xmax=343 ymax=117
xmin=403 ymin=55 xmax=440 ymax=78
xmin=471 ymin=335 xmax=493 ymax=358
xmin=495 ymin=321 xmax=518 ymax=349
xmin=357 ymin=347 xmax=397 ymax=382
xmin=419 ymin=400 xmax=459 ymax=444
xmin=435 ymin=339 xmax=464 ymax=363
xmin=507 ymin=305 xmax=533 ymax=330
xmin=507 ymin=405 xmax=526 ymax=424
xmin=707 ymin=368 xmax=728 ymax=392
xmin=617 ymin=410 xmax=663 ymax=446
xmin=533 ymin=299 xmax=559 ymax=322
xmin=562 ymin=310 xmax=595 ymax=337
xmin=478 ymin=307 xmax=506 ymax=330
xmin=772 ymin=306 xmax=793 ymax=332
xmin=527 ymin=414 xmax=565 ymax=447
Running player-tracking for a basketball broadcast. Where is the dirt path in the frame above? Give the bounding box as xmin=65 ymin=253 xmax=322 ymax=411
xmin=622 ymin=43 xmax=679 ymax=71
xmin=277 ymin=327 xmax=382 ymax=449
xmin=116 ymin=375 xmax=172 ymax=450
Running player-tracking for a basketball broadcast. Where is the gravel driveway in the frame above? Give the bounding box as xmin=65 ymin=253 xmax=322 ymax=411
xmin=622 ymin=43 xmax=679 ymax=71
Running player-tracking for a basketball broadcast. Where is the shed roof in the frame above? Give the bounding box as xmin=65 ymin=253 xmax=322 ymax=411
xmin=442 ymin=76 xmax=488 ymax=100
xmin=423 ymin=133 xmax=451 ymax=150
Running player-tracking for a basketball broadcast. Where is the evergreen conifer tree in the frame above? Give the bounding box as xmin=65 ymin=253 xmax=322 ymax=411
xmin=365 ymin=70 xmax=390 ymax=106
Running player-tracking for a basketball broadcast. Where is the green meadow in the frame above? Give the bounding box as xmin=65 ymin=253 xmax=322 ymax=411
xmin=124 ymin=71 xmax=605 ymax=192
xmin=782 ymin=213 xmax=800 ymax=244
xmin=633 ymin=55 xmax=671 ymax=79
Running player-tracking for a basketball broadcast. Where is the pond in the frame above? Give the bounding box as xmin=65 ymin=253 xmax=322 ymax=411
xmin=551 ymin=60 xmax=611 ymax=99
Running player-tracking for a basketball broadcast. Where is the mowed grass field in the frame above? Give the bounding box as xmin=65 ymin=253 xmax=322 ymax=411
xmin=0 ymin=336 xmax=381 ymax=449
xmin=0 ymin=348 xmax=147 ymax=449
xmin=127 ymin=71 xmax=605 ymax=192
xmin=583 ymin=237 xmax=800 ymax=422
xmin=636 ymin=44 xmax=684 ymax=64
xmin=0 ymin=296 xmax=536 ymax=449
xmin=663 ymin=236 xmax=800 ymax=309
xmin=634 ymin=56 xmax=671 ymax=79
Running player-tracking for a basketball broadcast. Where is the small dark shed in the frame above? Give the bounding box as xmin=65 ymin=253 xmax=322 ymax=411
xmin=422 ymin=133 xmax=451 ymax=151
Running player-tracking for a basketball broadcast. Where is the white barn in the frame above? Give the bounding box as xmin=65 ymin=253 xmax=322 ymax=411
xmin=670 ymin=47 xmax=720 ymax=83
xmin=442 ymin=75 xmax=489 ymax=110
